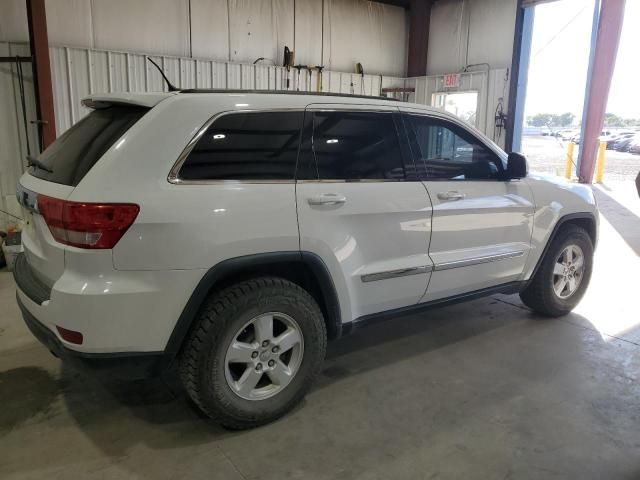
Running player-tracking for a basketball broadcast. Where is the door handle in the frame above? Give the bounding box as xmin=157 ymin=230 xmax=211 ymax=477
xmin=307 ymin=193 xmax=347 ymax=206
xmin=437 ymin=191 xmax=466 ymax=201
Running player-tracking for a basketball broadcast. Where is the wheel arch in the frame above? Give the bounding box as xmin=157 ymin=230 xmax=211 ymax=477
xmin=526 ymin=212 xmax=597 ymax=287
xmin=164 ymin=251 xmax=342 ymax=358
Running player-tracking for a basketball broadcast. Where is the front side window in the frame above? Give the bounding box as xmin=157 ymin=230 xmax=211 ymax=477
xmin=311 ymin=111 xmax=405 ymax=181
xmin=405 ymin=114 xmax=503 ymax=181
xmin=179 ymin=111 xmax=303 ymax=181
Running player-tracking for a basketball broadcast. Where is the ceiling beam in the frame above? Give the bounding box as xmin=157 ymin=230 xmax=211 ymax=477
xmin=407 ymin=0 xmax=434 ymax=76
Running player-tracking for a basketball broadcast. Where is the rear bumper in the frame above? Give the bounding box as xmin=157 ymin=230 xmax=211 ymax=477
xmin=12 ymin=251 xmax=204 ymax=353
xmin=16 ymin=293 xmax=170 ymax=379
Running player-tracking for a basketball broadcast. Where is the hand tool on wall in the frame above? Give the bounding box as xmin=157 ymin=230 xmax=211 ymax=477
xmin=293 ymin=65 xmax=304 ymax=91
xmin=315 ymin=65 xmax=325 ymax=92
xmin=306 ymin=66 xmax=313 ymax=92
xmin=356 ymin=62 xmax=365 ymax=95
xmin=283 ymin=46 xmax=294 ymax=90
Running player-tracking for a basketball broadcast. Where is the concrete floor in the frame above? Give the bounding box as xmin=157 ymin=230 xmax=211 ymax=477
xmin=1 ymin=181 xmax=639 ymax=479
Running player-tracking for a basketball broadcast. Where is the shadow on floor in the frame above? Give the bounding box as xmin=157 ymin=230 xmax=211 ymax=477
xmin=1 ymin=297 xmax=630 ymax=478
xmin=593 ymin=186 xmax=640 ymax=256
xmin=0 ymin=367 xmax=59 ymax=432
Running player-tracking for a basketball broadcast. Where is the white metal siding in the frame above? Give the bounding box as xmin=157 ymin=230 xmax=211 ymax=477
xmin=427 ymin=0 xmax=517 ymax=75
xmin=0 ymin=0 xmax=408 ymax=76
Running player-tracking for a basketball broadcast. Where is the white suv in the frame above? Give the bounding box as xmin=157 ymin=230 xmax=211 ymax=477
xmin=14 ymin=91 xmax=597 ymax=428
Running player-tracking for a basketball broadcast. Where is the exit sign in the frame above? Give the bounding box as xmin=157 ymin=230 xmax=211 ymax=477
xmin=443 ymin=74 xmax=460 ymax=88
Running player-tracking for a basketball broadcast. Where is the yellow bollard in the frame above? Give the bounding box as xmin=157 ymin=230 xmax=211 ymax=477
xmin=595 ymin=141 xmax=606 ymax=183
xmin=564 ymin=142 xmax=575 ymax=179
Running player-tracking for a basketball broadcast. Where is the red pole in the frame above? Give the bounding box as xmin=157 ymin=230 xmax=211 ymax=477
xmin=26 ymin=0 xmax=56 ymax=149
xmin=578 ymin=0 xmax=626 ymax=183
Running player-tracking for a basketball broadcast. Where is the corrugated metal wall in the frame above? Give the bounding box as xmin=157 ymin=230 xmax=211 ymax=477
xmin=46 ymin=44 xmax=407 ymax=135
xmin=0 ymin=42 xmax=38 ymax=230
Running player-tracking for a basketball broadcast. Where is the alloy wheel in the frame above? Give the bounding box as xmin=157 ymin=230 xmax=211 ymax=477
xmin=224 ymin=312 xmax=304 ymax=401
xmin=552 ymin=244 xmax=585 ymax=299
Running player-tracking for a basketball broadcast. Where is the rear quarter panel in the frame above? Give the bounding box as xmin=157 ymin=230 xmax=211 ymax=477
xmin=69 ymin=94 xmax=301 ymax=271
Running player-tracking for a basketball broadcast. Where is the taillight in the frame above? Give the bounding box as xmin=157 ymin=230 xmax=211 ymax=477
xmin=37 ymin=195 xmax=139 ymax=249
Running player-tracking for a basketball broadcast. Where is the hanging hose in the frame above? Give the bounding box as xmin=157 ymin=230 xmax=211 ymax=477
xmin=15 ymin=56 xmax=32 ymax=158
xmin=1 ymin=208 xmax=23 ymax=221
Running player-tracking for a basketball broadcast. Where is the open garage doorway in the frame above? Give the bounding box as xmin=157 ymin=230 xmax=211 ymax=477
xmin=432 ymin=91 xmax=478 ymax=127
xmin=519 ymin=0 xmax=595 ymax=176
xmin=514 ymin=0 xmax=638 ymax=183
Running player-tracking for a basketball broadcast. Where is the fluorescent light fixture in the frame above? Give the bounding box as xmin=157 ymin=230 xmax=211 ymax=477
xmin=213 ymin=134 xmax=226 ymax=140
xmin=326 ymin=139 xmax=339 ymax=144
xmin=235 ymin=103 xmax=249 ymax=107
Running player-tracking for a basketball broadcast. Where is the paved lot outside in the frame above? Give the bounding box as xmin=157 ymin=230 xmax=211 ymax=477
xmin=523 ymin=135 xmax=640 ymax=182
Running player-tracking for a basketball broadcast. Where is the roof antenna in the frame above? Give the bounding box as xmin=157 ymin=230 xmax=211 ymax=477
xmin=146 ymin=57 xmax=179 ymax=92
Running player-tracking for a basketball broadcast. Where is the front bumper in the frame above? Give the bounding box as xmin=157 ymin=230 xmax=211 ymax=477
xmin=16 ymin=293 xmax=170 ymax=379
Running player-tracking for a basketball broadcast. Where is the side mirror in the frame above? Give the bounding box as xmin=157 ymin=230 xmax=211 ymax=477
xmin=506 ymin=152 xmax=528 ymax=179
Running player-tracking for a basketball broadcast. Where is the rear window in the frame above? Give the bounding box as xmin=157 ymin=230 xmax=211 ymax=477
xmin=178 ymin=111 xmax=303 ymax=181
xmin=30 ymin=106 xmax=149 ymax=186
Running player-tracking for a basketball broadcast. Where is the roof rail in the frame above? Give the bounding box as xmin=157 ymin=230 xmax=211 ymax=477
xmin=177 ymin=89 xmax=395 ymax=101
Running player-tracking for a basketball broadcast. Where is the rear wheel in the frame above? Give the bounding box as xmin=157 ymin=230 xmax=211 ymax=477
xmin=180 ymin=277 xmax=326 ymax=429
xmin=520 ymin=225 xmax=593 ymax=317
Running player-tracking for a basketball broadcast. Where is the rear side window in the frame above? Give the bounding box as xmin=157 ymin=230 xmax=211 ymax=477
xmin=179 ymin=111 xmax=303 ymax=181
xmin=31 ymin=106 xmax=149 ymax=186
xmin=311 ymin=111 xmax=405 ymax=180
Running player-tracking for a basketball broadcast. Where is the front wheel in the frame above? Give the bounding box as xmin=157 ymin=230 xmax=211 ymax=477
xmin=179 ymin=277 xmax=327 ymax=429
xmin=520 ymin=225 xmax=593 ymax=317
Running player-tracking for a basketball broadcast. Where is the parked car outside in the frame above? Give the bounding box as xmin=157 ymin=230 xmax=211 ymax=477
xmin=614 ymin=134 xmax=640 ymax=152
xmin=603 ymin=132 xmax=635 ymax=149
xmin=13 ymin=90 xmax=598 ymax=428
xmin=628 ymin=137 xmax=640 ymax=155
xmin=559 ymin=129 xmax=579 ymax=141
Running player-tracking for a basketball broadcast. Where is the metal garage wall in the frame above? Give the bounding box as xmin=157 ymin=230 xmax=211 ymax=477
xmin=0 ymin=0 xmax=408 ymax=76
xmin=427 ymin=0 xmax=517 ymax=75
xmin=42 ymin=44 xmax=405 ymax=135
xmin=0 ymin=43 xmax=38 ymax=230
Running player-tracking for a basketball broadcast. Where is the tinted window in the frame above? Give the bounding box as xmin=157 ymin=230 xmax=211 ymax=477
xmin=31 ymin=106 xmax=149 ymax=186
xmin=405 ymin=115 xmax=503 ymax=180
xmin=180 ymin=111 xmax=303 ymax=180
xmin=312 ymin=111 xmax=404 ymax=180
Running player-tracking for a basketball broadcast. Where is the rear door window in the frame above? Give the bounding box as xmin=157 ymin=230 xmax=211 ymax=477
xmin=179 ymin=111 xmax=303 ymax=181
xmin=31 ymin=106 xmax=149 ymax=186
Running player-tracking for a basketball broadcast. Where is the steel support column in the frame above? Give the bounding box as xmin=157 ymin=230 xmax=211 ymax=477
xmin=577 ymin=0 xmax=626 ymax=183
xmin=26 ymin=0 xmax=56 ymax=149
xmin=407 ymin=0 xmax=433 ymax=77
xmin=505 ymin=0 xmax=525 ymax=152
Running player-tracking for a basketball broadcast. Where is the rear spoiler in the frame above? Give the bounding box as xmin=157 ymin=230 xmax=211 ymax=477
xmin=82 ymin=92 xmax=176 ymax=109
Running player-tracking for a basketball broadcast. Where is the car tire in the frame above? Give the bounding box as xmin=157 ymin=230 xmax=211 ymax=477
xmin=179 ymin=276 xmax=327 ymax=429
xmin=519 ymin=225 xmax=593 ymax=317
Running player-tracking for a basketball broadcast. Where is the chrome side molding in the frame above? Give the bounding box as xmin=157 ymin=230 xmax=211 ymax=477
xmin=361 ymin=265 xmax=432 ymax=283
xmin=433 ymin=250 xmax=525 ymax=272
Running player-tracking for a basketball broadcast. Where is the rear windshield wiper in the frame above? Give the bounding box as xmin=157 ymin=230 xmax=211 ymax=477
xmin=26 ymin=155 xmax=53 ymax=173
